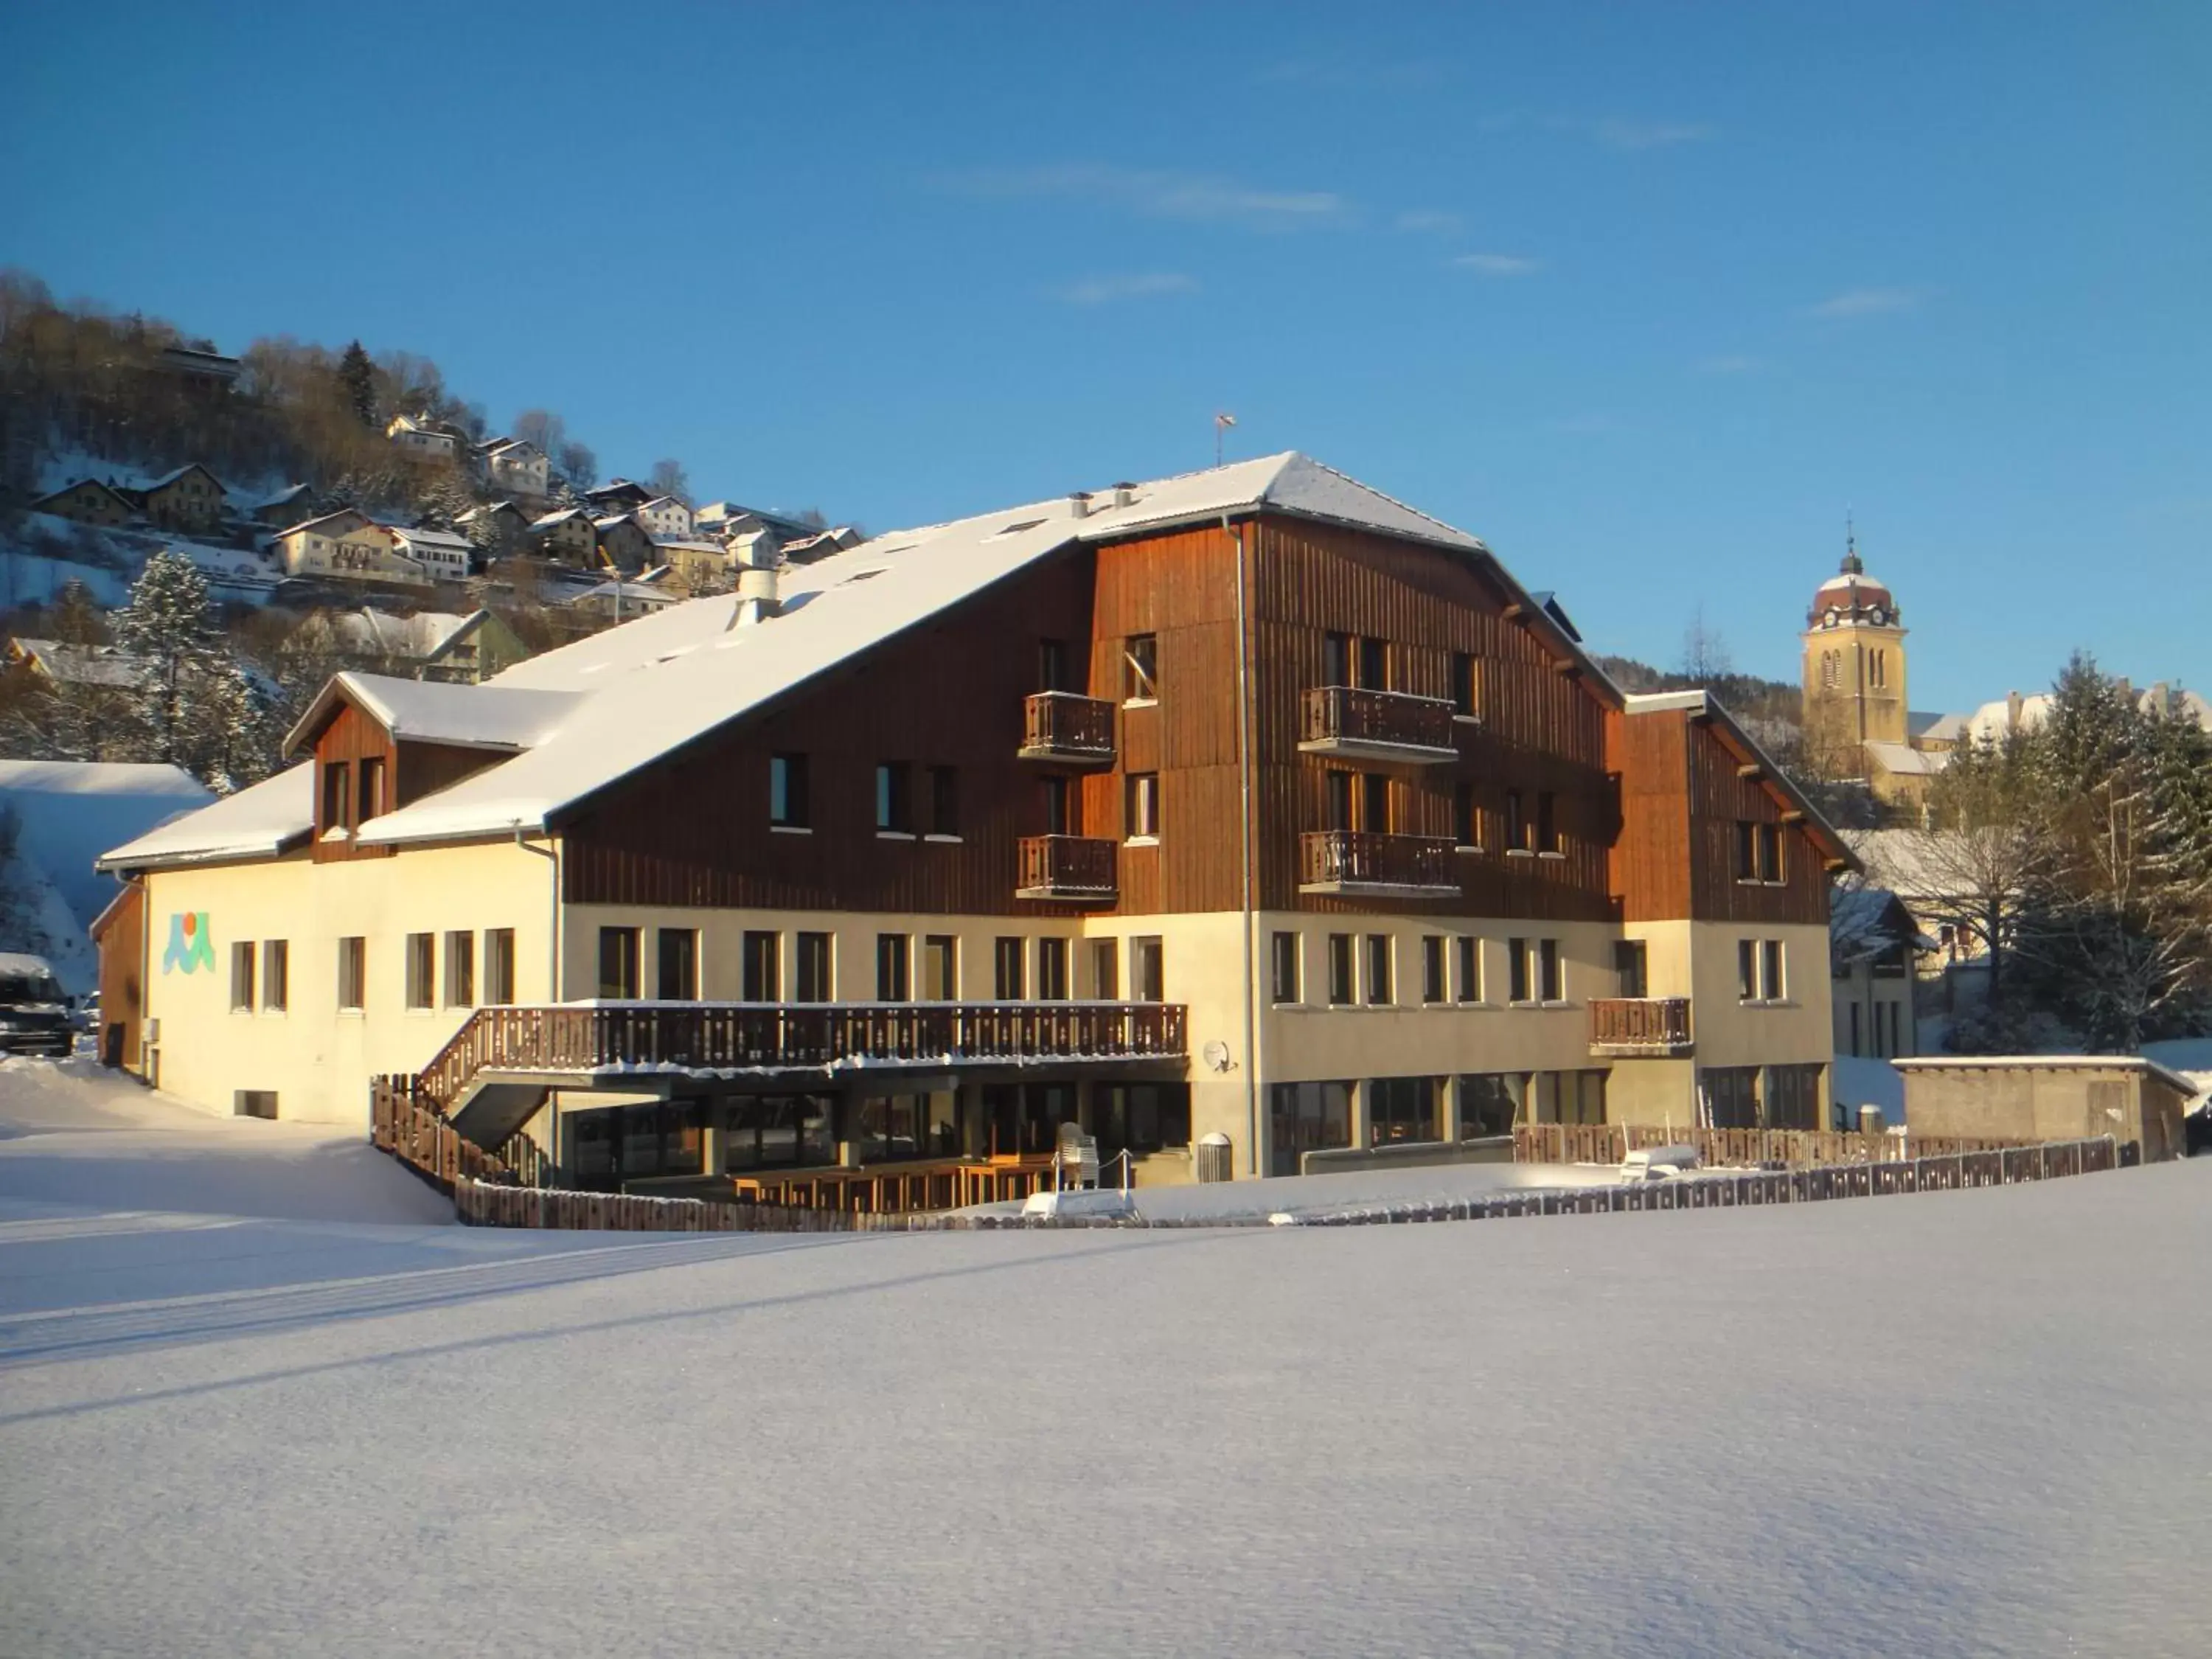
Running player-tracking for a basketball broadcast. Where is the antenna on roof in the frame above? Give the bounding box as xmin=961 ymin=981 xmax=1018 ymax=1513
xmin=1842 ymin=507 xmax=1862 ymax=575
xmin=1214 ymin=411 xmax=1237 ymax=468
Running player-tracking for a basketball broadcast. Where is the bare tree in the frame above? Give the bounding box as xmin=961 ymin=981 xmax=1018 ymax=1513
xmin=647 ymin=459 xmax=692 ymax=506
xmin=513 ymin=408 xmax=566 ymax=456
xmin=1678 ymin=605 xmax=1733 ymax=684
xmin=556 ymin=440 xmax=598 ymax=490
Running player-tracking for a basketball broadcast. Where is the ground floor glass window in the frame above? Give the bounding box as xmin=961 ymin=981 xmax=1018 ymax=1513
xmin=1367 ymin=1075 xmax=1440 ymax=1147
xmin=1267 ymin=1081 xmax=1351 ymax=1177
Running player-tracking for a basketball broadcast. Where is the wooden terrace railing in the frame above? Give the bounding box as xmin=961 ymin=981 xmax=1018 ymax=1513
xmin=1513 ymin=1122 xmax=2043 ymax=1169
xmin=1298 ymin=829 xmax=1459 ymax=894
xmin=415 ymin=999 xmax=1187 ymax=1110
xmin=1016 ymin=834 xmax=1118 ymax=900
xmin=1588 ymin=996 xmax=1694 ymax=1056
xmin=1019 ymin=692 xmax=1116 ymax=762
xmin=1299 ymin=685 xmax=1457 ymax=758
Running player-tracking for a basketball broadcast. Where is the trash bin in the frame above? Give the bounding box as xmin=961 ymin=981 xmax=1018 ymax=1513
xmin=1857 ymin=1104 xmax=1886 ymax=1138
xmin=1194 ymin=1131 xmax=1234 ymax=1183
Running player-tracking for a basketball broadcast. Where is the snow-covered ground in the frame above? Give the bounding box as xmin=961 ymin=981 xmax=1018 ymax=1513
xmin=1 ymin=1061 xmax=2206 ymax=1657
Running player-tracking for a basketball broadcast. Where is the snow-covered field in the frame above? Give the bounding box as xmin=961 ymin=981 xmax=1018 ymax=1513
xmin=1 ymin=1062 xmax=2206 ymax=1657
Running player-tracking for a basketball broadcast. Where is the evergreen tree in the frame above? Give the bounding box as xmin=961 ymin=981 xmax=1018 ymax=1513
xmin=110 ymin=549 xmax=229 ymax=782
xmin=338 ymin=339 xmax=378 ymax=428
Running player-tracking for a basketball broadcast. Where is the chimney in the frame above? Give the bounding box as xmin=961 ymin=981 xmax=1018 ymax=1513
xmin=1066 ymin=492 xmax=1093 ymax=519
xmin=1110 ymin=481 xmax=1137 ymax=508
xmin=733 ymin=561 xmax=780 ymax=627
xmin=2006 ymin=689 xmax=2023 ymax=732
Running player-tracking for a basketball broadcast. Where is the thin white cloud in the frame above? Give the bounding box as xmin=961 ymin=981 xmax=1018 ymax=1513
xmin=1805 ymin=286 xmax=1924 ymax=319
xmin=1395 ymin=209 xmax=1464 ymax=234
xmin=1697 ymin=354 xmax=1763 ymax=375
xmin=1057 ymin=272 xmax=1200 ymax=306
xmin=937 ymin=164 xmax=1349 ymax=228
xmin=1453 ymin=252 xmax=1543 ymax=276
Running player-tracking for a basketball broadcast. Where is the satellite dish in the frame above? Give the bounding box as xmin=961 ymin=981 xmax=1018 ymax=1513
xmin=1201 ymin=1040 xmax=1233 ymax=1072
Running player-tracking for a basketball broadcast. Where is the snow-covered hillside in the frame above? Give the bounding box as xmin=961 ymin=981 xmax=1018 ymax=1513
xmin=1 ymin=1062 xmax=2205 ymax=1657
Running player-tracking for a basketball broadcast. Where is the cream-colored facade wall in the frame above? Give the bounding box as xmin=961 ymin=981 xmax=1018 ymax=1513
xmin=1832 ymin=963 xmax=1916 ymax=1060
xmin=1801 ymin=622 xmax=1909 ymax=757
xmin=140 ymin=840 xmax=562 ymax=1127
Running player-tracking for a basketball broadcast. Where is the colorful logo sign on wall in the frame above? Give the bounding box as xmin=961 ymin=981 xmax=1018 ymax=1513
xmin=162 ymin=912 xmax=215 ymax=975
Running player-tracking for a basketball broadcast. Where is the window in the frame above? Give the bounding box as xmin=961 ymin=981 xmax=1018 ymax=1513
xmin=928 ymin=766 xmax=959 ymax=837
xmin=922 ymin=935 xmax=957 ymax=1001
xmin=358 ymin=755 xmax=386 ymax=823
xmin=322 ymin=759 xmax=352 ymax=833
xmin=1269 ymin=1081 xmax=1352 ymax=1176
xmin=1453 ymin=780 xmax=1479 ymax=849
xmin=875 ymin=762 xmax=911 ymax=833
xmin=1270 ymin=931 xmax=1301 ymax=1004
xmin=769 ymin=754 xmax=809 ymax=827
xmin=1042 ymin=775 xmax=1075 ymax=835
xmin=1736 ymin=821 xmax=1784 ymax=883
xmin=1539 ymin=939 xmax=1563 ymax=1002
xmin=796 ymin=932 xmax=833 ymax=1001
xmin=1360 ymin=773 xmax=1390 ymax=832
xmin=1506 ymin=790 xmax=1527 ymax=852
xmin=1508 ymin=936 xmax=1531 ymax=1004
xmin=1130 ymin=936 xmax=1164 ymax=1003
xmin=1762 ymin=824 xmax=1784 ymax=883
xmin=445 ymin=931 xmax=475 ymax=1007
xmin=1766 ymin=1063 xmax=1821 ymax=1131
xmin=1848 ymin=1002 xmax=1862 ymax=1057
xmin=1037 ymin=937 xmax=1068 ymax=1001
xmin=1037 ymin=638 xmax=1068 ymax=692
xmin=657 ymin=929 xmax=697 ymax=1000
xmin=993 ymin=936 xmax=1026 ymax=999
xmin=1365 ymin=933 xmax=1393 ymax=1004
xmin=1458 ymin=1074 xmax=1523 ymax=1138
xmin=406 ymin=932 xmax=435 ymax=1009
xmin=1367 ymin=1076 xmax=1438 ymax=1146
xmin=1123 ymin=633 xmax=1158 ymax=702
xmin=1705 ymin=1065 xmax=1761 ymax=1130
xmin=742 ymin=931 xmax=781 ymax=1001
xmin=1127 ymin=772 xmax=1160 ymax=841
xmin=1088 ymin=938 xmax=1119 ymax=1000
xmin=479 ymin=928 xmax=515 ymax=1005
xmin=597 ymin=927 xmax=640 ymax=999
xmin=876 ymin=933 xmax=910 ymax=1000
xmin=1531 ymin=1069 xmax=1608 ymax=1126
xmin=1614 ymin=939 xmax=1648 ymax=999
xmin=1326 ymin=770 xmax=1354 ymax=831
xmin=1536 ymin=791 xmax=1557 ymax=853
xmin=1327 ymin=933 xmax=1355 ymax=1005
xmin=1451 ymin=652 xmax=1479 ymax=718
xmin=1357 ymin=636 xmax=1388 ymax=690
xmin=230 ymin=942 xmax=254 ymax=1012
xmin=1422 ymin=935 xmax=1446 ymax=1004
xmin=261 ymin=939 xmax=288 ymax=1012
xmin=337 ymin=936 xmax=366 ymax=1011
xmin=1739 ymin=938 xmax=1787 ymax=1001
xmin=1454 ymin=936 xmax=1481 ymax=1004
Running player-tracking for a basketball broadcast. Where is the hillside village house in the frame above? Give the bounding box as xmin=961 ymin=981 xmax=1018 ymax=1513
xmin=28 ymin=479 xmax=138 ymax=529
xmin=288 ymin=607 xmax=529 ymax=685
xmin=584 ymin=480 xmax=655 ymax=514
xmin=267 ymin=510 xmax=429 ymax=588
xmin=594 ymin=512 xmax=656 ymax=574
xmin=253 ymin=483 xmax=315 ymax=526
xmin=97 ymin=453 xmax=1854 ymax=1200
xmin=655 ymin=538 xmax=734 ymax=595
xmin=475 ymin=437 xmax=549 ymax=501
xmin=529 ymin=507 xmax=599 ymax=566
xmin=137 ymin=465 xmax=229 ymax=533
xmin=1829 ymin=886 xmax=1929 ymax=1060
xmin=456 ymin=500 xmax=532 ymax=557
xmin=385 ymin=414 xmax=460 ymax=464
xmin=636 ymin=495 xmax=694 ymax=539
xmin=390 ymin=524 xmax=476 ymax=584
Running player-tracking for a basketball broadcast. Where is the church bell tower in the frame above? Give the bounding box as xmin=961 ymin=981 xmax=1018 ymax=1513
xmin=1801 ymin=524 xmax=1908 ymax=775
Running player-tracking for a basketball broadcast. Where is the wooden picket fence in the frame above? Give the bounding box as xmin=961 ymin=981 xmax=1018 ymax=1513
xmin=1512 ymin=1122 xmax=2032 ymax=1169
xmin=453 ymin=1179 xmax=942 ymax=1234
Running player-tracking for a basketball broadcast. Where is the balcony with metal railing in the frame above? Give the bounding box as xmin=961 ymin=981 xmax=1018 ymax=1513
xmin=1016 ymin=834 xmax=1118 ymax=902
xmin=1298 ymin=685 xmax=1458 ymax=763
xmin=1588 ymin=997 xmax=1694 ymax=1057
xmin=1018 ymin=692 xmax=1116 ymax=763
xmin=1297 ymin=829 xmax=1459 ymax=897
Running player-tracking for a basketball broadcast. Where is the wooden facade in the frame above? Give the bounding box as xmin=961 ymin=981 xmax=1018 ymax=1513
xmin=90 ymin=880 xmax=145 ymax=1069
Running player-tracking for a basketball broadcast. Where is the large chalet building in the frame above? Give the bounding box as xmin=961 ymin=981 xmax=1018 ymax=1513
xmin=97 ymin=454 xmax=1853 ymax=1192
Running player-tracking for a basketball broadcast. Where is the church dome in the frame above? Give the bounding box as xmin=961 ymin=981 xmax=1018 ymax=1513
xmin=1806 ymin=541 xmax=1899 ymax=627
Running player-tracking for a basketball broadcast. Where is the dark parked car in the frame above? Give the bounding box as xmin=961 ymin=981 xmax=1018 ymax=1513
xmin=0 ymin=953 xmax=75 ymax=1057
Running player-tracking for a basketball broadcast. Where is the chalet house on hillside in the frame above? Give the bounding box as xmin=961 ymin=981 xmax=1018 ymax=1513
xmin=474 ymin=437 xmax=549 ymax=502
xmin=584 ymin=480 xmax=654 ymax=515
xmin=456 ymin=501 xmax=532 ymax=557
xmin=254 ymin=484 xmax=315 ymax=526
xmin=390 ymin=525 xmax=476 ymax=585
xmin=266 ymin=510 xmax=429 ymax=588
xmin=136 ymin=465 xmax=229 ymax=533
xmin=97 ymin=453 xmax=1854 ymax=1202
xmin=655 ymin=538 xmax=733 ymax=595
xmin=593 ymin=512 xmax=656 ymax=575
xmin=529 ymin=507 xmax=599 ymax=566
xmin=636 ymin=495 xmax=694 ymax=539
xmin=386 ymin=414 xmax=462 ymax=464
xmin=153 ymin=344 xmax=242 ymax=392
xmin=29 ymin=479 xmax=138 ymax=529
xmin=288 ymin=607 xmax=529 ymax=685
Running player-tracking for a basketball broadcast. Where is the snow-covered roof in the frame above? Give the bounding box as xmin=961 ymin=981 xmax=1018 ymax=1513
xmin=141 ymin=464 xmax=226 ymax=494
xmin=529 ymin=507 xmax=591 ymax=531
xmin=307 ymin=608 xmax=481 ymax=659
xmin=282 ymin=672 xmax=584 ymax=758
xmin=1907 ymin=710 xmax=1969 ymax=742
xmin=0 ymin=760 xmax=212 ymax=923
xmin=636 ymin=495 xmax=688 ymax=513
xmin=1893 ymin=1053 xmax=2202 ymax=1098
xmin=1864 ymin=740 xmax=1944 ymax=777
xmin=95 ymin=765 xmax=314 ymax=872
xmin=272 ymin=508 xmax=377 ymax=540
xmin=9 ymin=638 xmax=148 ymax=688
xmin=392 ymin=526 xmax=473 ymax=556
xmin=565 ymin=580 xmax=677 ymax=608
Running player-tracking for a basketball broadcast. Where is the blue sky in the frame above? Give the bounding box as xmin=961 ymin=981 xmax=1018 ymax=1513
xmin=5 ymin=1 xmax=2205 ymax=709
